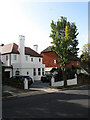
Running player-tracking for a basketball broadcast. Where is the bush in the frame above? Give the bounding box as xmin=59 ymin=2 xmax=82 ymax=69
xmin=3 ymin=77 xmax=24 ymax=89
xmin=77 ymin=73 xmax=90 ymax=84
xmin=66 ymin=68 xmax=76 ymax=79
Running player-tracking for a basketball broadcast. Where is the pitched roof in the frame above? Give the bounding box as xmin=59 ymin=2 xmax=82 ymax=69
xmin=41 ymin=46 xmax=52 ymax=53
xmin=0 ymin=43 xmax=42 ymax=57
xmin=0 ymin=43 xmax=19 ymax=54
xmin=25 ymin=47 xmax=42 ymax=57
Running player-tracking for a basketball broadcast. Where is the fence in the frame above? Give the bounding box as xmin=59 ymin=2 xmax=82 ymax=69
xmin=51 ymin=74 xmax=77 ymax=87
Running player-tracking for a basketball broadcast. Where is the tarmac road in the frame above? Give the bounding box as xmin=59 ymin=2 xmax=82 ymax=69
xmin=2 ymin=85 xmax=89 ymax=119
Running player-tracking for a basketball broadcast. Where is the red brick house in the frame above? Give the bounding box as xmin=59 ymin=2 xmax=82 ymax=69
xmin=41 ymin=46 xmax=80 ymax=73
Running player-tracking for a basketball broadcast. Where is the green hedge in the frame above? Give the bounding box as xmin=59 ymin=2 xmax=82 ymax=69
xmin=2 ymin=77 xmax=24 ymax=89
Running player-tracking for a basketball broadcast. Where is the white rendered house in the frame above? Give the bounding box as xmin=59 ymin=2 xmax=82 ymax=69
xmin=0 ymin=35 xmax=45 ymax=81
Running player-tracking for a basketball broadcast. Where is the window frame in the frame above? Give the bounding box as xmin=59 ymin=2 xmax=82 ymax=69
xmin=31 ymin=58 xmax=33 ymax=62
xmin=25 ymin=56 xmax=28 ymax=61
xmin=38 ymin=68 xmax=41 ymax=76
xmin=14 ymin=55 xmax=17 ymax=60
xmin=54 ymin=59 xmax=57 ymax=64
xmin=6 ymin=55 xmax=8 ymax=61
xmin=33 ymin=68 xmax=36 ymax=76
xmin=42 ymin=68 xmax=44 ymax=75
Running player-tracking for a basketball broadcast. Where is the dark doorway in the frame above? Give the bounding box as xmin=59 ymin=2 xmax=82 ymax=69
xmin=5 ymin=71 xmax=10 ymax=78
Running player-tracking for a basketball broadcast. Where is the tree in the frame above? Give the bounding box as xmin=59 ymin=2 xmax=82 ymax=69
xmin=81 ymin=43 xmax=90 ymax=73
xmin=50 ymin=16 xmax=79 ymax=86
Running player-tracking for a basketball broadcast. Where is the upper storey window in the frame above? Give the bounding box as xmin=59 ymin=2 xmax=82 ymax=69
xmin=14 ymin=55 xmax=17 ymax=60
xmin=31 ymin=58 xmax=33 ymax=62
xmin=6 ymin=55 xmax=8 ymax=61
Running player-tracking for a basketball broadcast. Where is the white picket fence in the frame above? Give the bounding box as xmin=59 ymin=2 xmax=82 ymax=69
xmin=51 ymin=74 xmax=77 ymax=87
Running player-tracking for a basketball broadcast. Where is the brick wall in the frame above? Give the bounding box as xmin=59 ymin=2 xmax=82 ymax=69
xmin=41 ymin=52 xmax=80 ymax=68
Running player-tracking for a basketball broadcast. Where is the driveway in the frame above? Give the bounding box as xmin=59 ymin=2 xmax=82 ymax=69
xmin=30 ymin=80 xmax=52 ymax=90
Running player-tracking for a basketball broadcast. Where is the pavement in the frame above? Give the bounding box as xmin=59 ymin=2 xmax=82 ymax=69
xmin=2 ymin=81 xmax=59 ymax=99
xmin=2 ymin=80 xmax=89 ymax=99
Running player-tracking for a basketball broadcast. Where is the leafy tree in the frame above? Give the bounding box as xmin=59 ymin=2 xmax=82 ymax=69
xmin=81 ymin=43 xmax=90 ymax=73
xmin=50 ymin=16 xmax=79 ymax=86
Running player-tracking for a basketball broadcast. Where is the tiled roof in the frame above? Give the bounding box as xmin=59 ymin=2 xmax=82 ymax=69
xmin=0 ymin=43 xmax=42 ymax=57
xmin=41 ymin=46 xmax=52 ymax=53
xmin=0 ymin=43 xmax=19 ymax=54
xmin=25 ymin=47 xmax=42 ymax=57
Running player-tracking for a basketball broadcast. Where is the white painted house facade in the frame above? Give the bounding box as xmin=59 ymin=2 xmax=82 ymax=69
xmin=0 ymin=35 xmax=45 ymax=81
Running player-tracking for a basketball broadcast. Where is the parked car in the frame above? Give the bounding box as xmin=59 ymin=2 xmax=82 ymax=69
xmin=41 ymin=74 xmax=52 ymax=82
xmin=10 ymin=75 xmax=33 ymax=86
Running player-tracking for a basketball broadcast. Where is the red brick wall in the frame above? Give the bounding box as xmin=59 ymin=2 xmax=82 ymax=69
xmin=66 ymin=61 xmax=80 ymax=68
xmin=41 ymin=52 xmax=60 ymax=68
xmin=41 ymin=52 xmax=80 ymax=68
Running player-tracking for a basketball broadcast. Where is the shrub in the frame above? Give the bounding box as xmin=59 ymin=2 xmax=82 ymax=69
xmin=66 ymin=67 xmax=76 ymax=79
xmin=3 ymin=77 xmax=24 ymax=89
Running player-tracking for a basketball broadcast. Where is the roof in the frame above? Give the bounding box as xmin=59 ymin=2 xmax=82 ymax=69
xmin=41 ymin=46 xmax=52 ymax=53
xmin=0 ymin=43 xmax=42 ymax=57
xmin=25 ymin=47 xmax=42 ymax=57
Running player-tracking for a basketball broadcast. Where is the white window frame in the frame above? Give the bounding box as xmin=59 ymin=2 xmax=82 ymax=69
xmin=42 ymin=68 xmax=44 ymax=75
xmin=31 ymin=58 xmax=33 ymax=62
xmin=39 ymin=58 xmax=41 ymax=62
xmin=54 ymin=60 xmax=57 ymax=64
xmin=38 ymin=68 xmax=41 ymax=76
xmin=77 ymin=61 xmax=79 ymax=65
xmin=25 ymin=56 xmax=28 ymax=61
xmin=14 ymin=55 xmax=17 ymax=60
xmin=6 ymin=55 xmax=8 ymax=61
xmin=33 ymin=68 xmax=36 ymax=76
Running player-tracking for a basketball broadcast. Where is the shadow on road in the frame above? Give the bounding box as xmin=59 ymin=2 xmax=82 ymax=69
xmin=2 ymin=90 xmax=89 ymax=118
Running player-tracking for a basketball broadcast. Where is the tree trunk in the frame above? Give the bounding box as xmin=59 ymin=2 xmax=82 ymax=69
xmin=62 ymin=67 xmax=67 ymax=87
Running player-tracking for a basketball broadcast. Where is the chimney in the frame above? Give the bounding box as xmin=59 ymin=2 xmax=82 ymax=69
xmin=33 ymin=45 xmax=38 ymax=52
xmin=18 ymin=35 xmax=25 ymax=55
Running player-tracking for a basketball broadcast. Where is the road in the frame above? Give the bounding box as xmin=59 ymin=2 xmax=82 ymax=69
xmin=2 ymin=85 xmax=89 ymax=118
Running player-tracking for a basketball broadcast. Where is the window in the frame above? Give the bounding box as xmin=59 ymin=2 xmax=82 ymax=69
xmin=31 ymin=58 xmax=33 ymax=62
xmin=42 ymin=68 xmax=44 ymax=75
xmin=72 ymin=62 xmax=74 ymax=65
xmin=77 ymin=61 xmax=79 ymax=65
xmin=33 ymin=68 xmax=36 ymax=76
xmin=54 ymin=60 xmax=57 ymax=64
xmin=25 ymin=56 xmax=28 ymax=61
xmin=15 ymin=69 xmax=20 ymax=76
xmin=27 ymin=72 xmax=29 ymax=75
xmin=38 ymin=68 xmax=41 ymax=75
xmin=14 ymin=55 xmax=17 ymax=60
xmin=39 ymin=58 xmax=41 ymax=62
xmin=6 ymin=55 xmax=8 ymax=61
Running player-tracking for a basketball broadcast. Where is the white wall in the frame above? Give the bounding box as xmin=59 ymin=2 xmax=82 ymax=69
xmin=51 ymin=75 xmax=77 ymax=87
xmin=11 ymin=54 xmax=45 ymax=80
xmin=1 ymin=54 xmax=11 ymax=66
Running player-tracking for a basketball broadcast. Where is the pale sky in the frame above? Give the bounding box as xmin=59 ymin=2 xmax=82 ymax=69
xmin=0 ymin=0 xmax=89 ymax=56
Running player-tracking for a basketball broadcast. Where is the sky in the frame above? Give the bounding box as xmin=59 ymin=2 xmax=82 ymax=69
xmin=0 ymin=0 xmax=89 ymax=56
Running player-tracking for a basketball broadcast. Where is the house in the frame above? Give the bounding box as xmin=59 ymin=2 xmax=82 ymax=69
xmin=41 ymin=46 xmax=80 ymax=74
xmin=0 ymin=35 xmax=45 ymax=81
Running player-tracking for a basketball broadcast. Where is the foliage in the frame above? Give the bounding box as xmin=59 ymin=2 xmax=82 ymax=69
xmin=50 ymin=16 xmax=79 ymax=68
xmin=50 ymin=16 xmax=79 ymax=86
xmin=81 ymin=43 xmax=90 ymax=73
xmin=3 ymin=77 xmax=24 ymax=89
